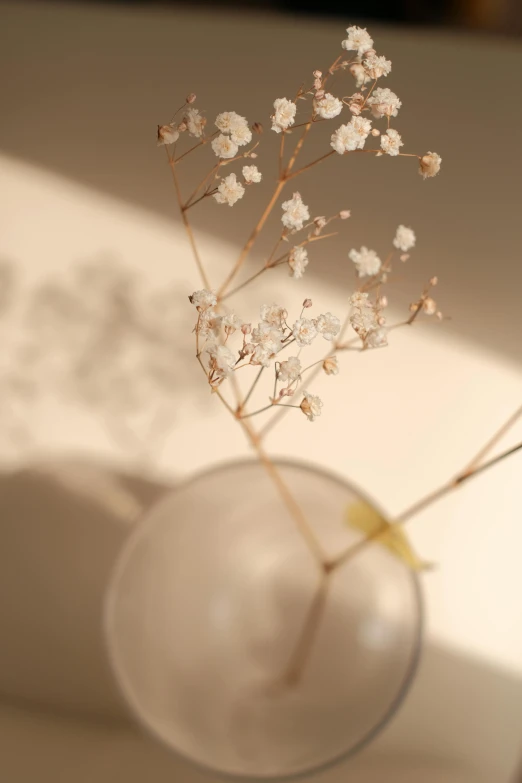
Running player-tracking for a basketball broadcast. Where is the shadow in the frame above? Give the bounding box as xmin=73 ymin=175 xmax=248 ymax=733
xmin=1 ymin=3 xmax=522 ymax=364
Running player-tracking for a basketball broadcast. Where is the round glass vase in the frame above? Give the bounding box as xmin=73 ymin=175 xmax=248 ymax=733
xmin=105 ymin=459 xmax=423 ymax=780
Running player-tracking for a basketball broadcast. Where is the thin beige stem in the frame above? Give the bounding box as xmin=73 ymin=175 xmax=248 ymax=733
xmin=184 ymin=163 xmax=221 ymax=208
xmin=283 ymin=121 xmax=312 ymax=175
xmin=459 ymin=404 xmax=522 ymax=479
xmin=282 ymin=572 xmax=331 ymax=686
xmin=284 ymin=150 xmax=335 ymax=182
xmin=167 ymin=152 xmax=211 ymax=289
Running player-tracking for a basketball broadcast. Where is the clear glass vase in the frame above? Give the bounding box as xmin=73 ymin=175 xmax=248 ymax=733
xmin=105 ymin=459 xmax=423 ymax=780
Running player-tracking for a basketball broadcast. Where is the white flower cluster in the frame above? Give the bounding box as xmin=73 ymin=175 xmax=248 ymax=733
xmin=214 ymin=173 xmax=245 ymax=206
xmin=380 ymin=128 xmax=403 ymax=156
xmin=315 ymin=93 xmax=343 ymax=120
xmin=349 ymin=246 xmax=382 ymax=277
xmin=212 ymin=111 xmax=252 ymax=159
xmin=393 ymin=225 xmax=416 ymax=252
xmin=281 ymin=192 xmax=310 ymax=231
xmin=349 ymin=292 xmax=387 ymax=349
xmin=271 ymin=98 xmax=297 ymax=133
xmin=367 ymin=88 xmax=401 ymax=119
xmin=342 ymin=26 xmax=374 ymax=56
xmin=288 ymin=246 xmax=309 ymax=279
xmin=331 ymin=116 xmax=372 ymax=154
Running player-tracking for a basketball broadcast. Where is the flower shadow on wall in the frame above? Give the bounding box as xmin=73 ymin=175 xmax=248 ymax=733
xmin=0 ymin=254 xmax=200 ymax=461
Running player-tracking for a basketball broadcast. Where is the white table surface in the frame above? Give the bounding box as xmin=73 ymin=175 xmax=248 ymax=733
xmin=1 ymin=2 xmax=521 ymax=782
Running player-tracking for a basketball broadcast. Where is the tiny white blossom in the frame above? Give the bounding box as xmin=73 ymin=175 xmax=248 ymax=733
xmin=364 ymin=53 xmax=392 ymax=79
xmin=198 ymin=309 xmax=222 ymax=339
xmin=260 ymin=303 xmax=287 ymax=328
xmin=231 ymin=123 xmax=252 ymax=147
xmin=221 ymin=312 xmax=243 ymax=332
xmin=251 ymin=342 xmax=277 ymax=367
xmin=349 ymin=292 xmax=379 ymax=339
xmin=211 ymin=133 xmax=239 ymax=159
xmin=323 ymin=356 xmax=339 ymax=376
xmin=367 ymin=88 xmax=401 ymax=118
xmin=271 ymin=98 xmax=296 ymax=133
xmin=292 ymin=318 xmax=318 ymax=347
xmin=157 ymin=124 xmax=180 ymax=146
xmin=350 ymin=63 xmax=372 ymax=89
xmin=393 ymin=225 xmax=416 ymax=252
xmin=288 ymin=246 xmax=309 ymax=279
xmin=342 ymin=26 xmax=374 ymax=56
xmin=331 ymin=116 xmax=372 ymax=154
xmin=185 ymin=107 xmax=206 ymax=138
xmin=300 ymin=390 xmax=323 ymax=422
xmin=315 ymin=93 xmax=343 ymax=120
xmin=215 ymin=111 xmax=247 ymax=134
xmin=281 ymin=192 xmax=310 ymax=231
xmin=419 ymin=151 xmax=442 ymax=179
xmin=366 ymin=327 xmax=388 ymax=349
xmin=189 ymin=289 xmax=217 ymax=310
xmin=423 ymin=296 xmax=437 ymax=315
xmin=250 ymin=322 xmax=283 ymax=366
xmin=242 ymin=165 xmax=262 ymax=184
xmin=380 ymin=128 xmax=403 ymax=156
xmin=207 ymin=343 xmax=236 ymax=380
xmin=213 ymin=173 xmax=245 ymax=206
xmin=349 ymin=246 xmax=382 ymax=277
xmin=315 ymin=312 xmax=341 ymax=341
xmin=278 ymin=356 xmax=301 ymax=383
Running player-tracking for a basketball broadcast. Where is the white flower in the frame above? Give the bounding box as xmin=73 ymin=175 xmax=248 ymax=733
xmin=349 ymin=246 xmax=382 ymax=278
xmin=300 ymin=391 xmax=323 ymax=422
xmin=242 ymin=165 xmax=262 ymax=184
xmin=281 ymin=192 xmax=310 ymax=231
xmin=157 ymin=124 xmax=180 ymax=146
xmin=380 ymin=128 xmax=403 ymax=156
xmin=342 ymin=26 xmax=374 ymax=56
xmin=207 ymin=343 xmax=236 ymax=380
xmin=423 ymin=296 xmax=437 ymax=315
xmin=292 ymin=318 xmax=318 ymax=347
xmin=213 ymin=173 xmax=245 ymax=206
xmin=288 ymin=246 xmax=309 ymax=279
xmin=198 ymin=309 xmax=222 ymax=338
xmin=250 ymin=321 xmax=283 ymax=365
xmin=315 ymin=93 xmax=343 ymax=120
xmin=393 ymin=225 xmax=416 ymax=252
xmin=323 ymin=356 xmax=339 ymax=376
xmin=278 ymin=356 xmax=301 ymax=383
xmin=366 ymin=327 xmax=388 ymax=349
xmin=363 ymin=53 xmax=392 ymax=79
xmin=260 ymin=303 xmax=287 ymax=328
xmin=419 ymin=151 xmax=442 ymax=179
xmin=221 ymin=312 xmax=243 ymax=332
xmin=315 ymin=312 xmax=341 ymax=341
xmin=251 ymin=342 xmax=277 ymax=367
xmin=215 ymin=111 xmax=247 ymax=134
xmin=271 ymin=98 xmax=296 ymax=133
xmin=331 ymin=116 xmax=372 ymax=154
xmin=211 ymin=133 xmax=239 ymax=159
xmin=350 ymin=63 xmax=372 ymax=89
xmin=231 ymin=123 xmax=252 ymax=147
xmin=349 ymin=292 xmax=379 ymax=339
xmin=189 ymin=289 xmax=217 ymax=310
xmin=367 ymin=88 xmax=401 ymax=118
xmin=184 ymin=108 xmax=206 ymax=138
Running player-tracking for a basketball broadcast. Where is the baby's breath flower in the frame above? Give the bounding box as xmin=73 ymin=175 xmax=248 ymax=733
xmin=419 ymin=152 xmax=442 ymax=179
xmin=231 ymin=123 xmax=252 ymax=147
xmin=393 ymin=225 xmax=416 ymax=252
xmin=303 ymin=298 xmax=313 ymax=308
xmin=339 ymin=209 xmax=351 ymax=219
xmin=313 ymin=216 xmax=327 ymax=235
xmin=323 ymin=356 xmax=339 ymax=375
xmin=365 ymin=327 xmax=388 ymax=349
xmin=250 ymin=322 xmax=283 ymax=366
xmin=315 ymin=93 xmax=343 ymax=120
xmin=423 ymin=296 xmax=437 ymax=315
xmin=184 ymin=107 xmax=206 ymax=137
xmin=242 ymin=165 xmax=262 ymax=184
xmin=367 ymin=88 xmax=401 ymax=118
xmin=342 ymin=26 xmax=374 ymax=56
xmin=215 ymin=111 xmax=247 ymax=134
xmin=241 ymin=322 xmax=252 ymax=335
xmin=271 ymin=98 xmax=296 ymax=133
xmin=157 ymin=124 xmax=179 ymax=146
xmin=281 ymin=192 xmax=310 ymax=231
xmin=349 ymin=292 xmax=379 ymax=340
xmin=198 ymin=309 xmax=222 ymax=339
xmin=207 ymin=343 xmax=236 ymax=380
xmin=189 ymin=289 xmax=217 ymax=310
xmin=292 ymin=317 xmax=318 ymax=347
xmin=315 ymin=312 xmax=341 ymax=341
xmin=288 ymin=246 xmax=309 ymax=279
xmin=260 ymin=303 xmax=287 ymax=328
xmin=221 ymin=312 xmax=243 ymax=333
xmin=278 ymin=356 xmax=301 ymax=383
xmin=331 ymin=116 xmax=372 ymax=154
xmin=211 ymin=134 xmax=239 ymax=159
xmin=300 ymin=390 xmax=323 ymax=422
xmin=350 ymin=64 xmax=371 ymax=89
xmin=349 ymin=246 xmax=382 ymax=277
xmin=213 ymin=173 xmax=245 ymax=206
xmin=380 ymin=128 xmax=403 ymax=156
xmin=364 ymin=53 xmax=392 ymax=79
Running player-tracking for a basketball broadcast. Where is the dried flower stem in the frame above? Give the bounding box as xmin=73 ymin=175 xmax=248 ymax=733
xmin=282 ymin=571 xmax=331 ymax=686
